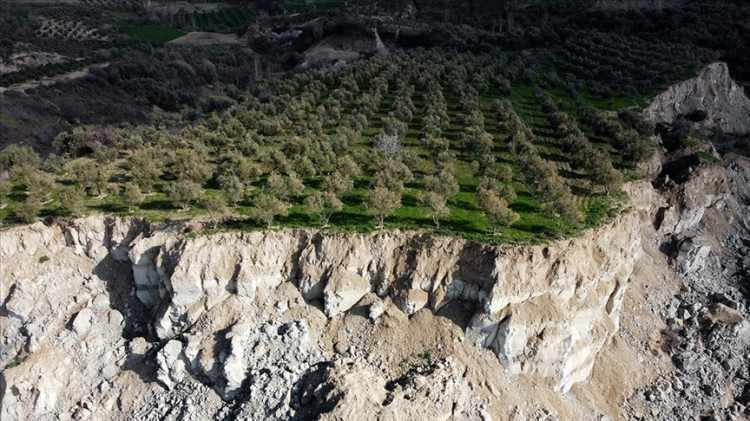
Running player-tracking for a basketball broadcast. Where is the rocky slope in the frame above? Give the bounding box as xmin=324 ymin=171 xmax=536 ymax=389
xmin=1 ymin=190 xmax=650 ymax=420
xmin=645 ymin=62 xmax=750 ymax=134
xmin=623 ymin=155 xmax=750 ymax=420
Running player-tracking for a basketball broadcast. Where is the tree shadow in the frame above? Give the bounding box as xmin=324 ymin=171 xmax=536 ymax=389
xmin=450 ymin=197 xmax=478 ymax=211
xmin=141 ymin=199 xmax=174 ymax=211
xmin=329 ymin=211 xmax=371 ymax=228
xmin=340 ymin=193 xmax=363 ymax=207
xmin=512 ymin=221 xmax=552 ymax=234
xmin=91 ymin=202 xmax=128 ymax=213
xmin=539 ymin=152 xmax=568 ymax=163
xmin=509 ymin=202 xmax=536 ymax=213
xmin=440 ymin=218 xmax=484 ymax=234
xmin=558 ymin=169 xmax=587 ymax=180
xmin=570 ymin=185 xmax=592 ymax=196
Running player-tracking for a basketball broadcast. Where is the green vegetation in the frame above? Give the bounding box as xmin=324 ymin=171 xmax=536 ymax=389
xmin=170 ymin=7 xmax=256 ymax=33
xmin=121 ymin=23 xmax=184 ymax=43
xmin=0 ymin=49 xmax=655 ymax=245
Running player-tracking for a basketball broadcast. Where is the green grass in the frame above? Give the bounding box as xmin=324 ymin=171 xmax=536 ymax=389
xmin=121 ymin=24 xmax=185 ymax=43
xmin=0 ymin=53 xmax=641 ymax=245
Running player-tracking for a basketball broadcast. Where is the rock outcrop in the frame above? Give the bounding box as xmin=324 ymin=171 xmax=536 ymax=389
xmin=0 ymin=197 xmax=647 ymax=420
xmin=624 ymin=155 xmax=750 ymax=420
xmin=129 ymin=211 xmax=641 ymax=395
xmin=645 ymin=62 xmax=750 ymax=134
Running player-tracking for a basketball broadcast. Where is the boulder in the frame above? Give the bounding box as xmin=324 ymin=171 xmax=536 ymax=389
xmin=323 ymin=272 xmax=370 ymax=317
xmin=395 ymin=288 xmax=429 ymax=316
xmin=156 ymin=340 xmax=186 ymax=390
xmin=72 ymin=308 xmax=94 ymax=336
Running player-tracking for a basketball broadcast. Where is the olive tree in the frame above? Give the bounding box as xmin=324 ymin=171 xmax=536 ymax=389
xmin=15 ymin=195 xmax=42 ymax=223
xmin=367 ymin=182 xmax=401 ymax=229
xmin=59 ymin=186 xmax=86 ymax=217
xmin=166 ymin=180 xmax=202 ymax=211
xmin=305 ymin=191 xmax=343 ymax=227
xmin=121 ymin=183 xmax=144 ymax=212
xmin=219 ymin=174 xmax=245 ymax=206
xmin=250 ymin=192 xmax=289 ymax=228
xmin=478 ymin=188 xmax=519 ymax=233
xmin=422 ymin=191 xmax=449 ymax=228
xmin=128 ymin=148 xmax=162 ymax=193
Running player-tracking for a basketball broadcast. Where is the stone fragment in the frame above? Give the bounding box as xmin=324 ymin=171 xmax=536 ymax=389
xmin=395 ymin=288 xmax=429 ymax=316
xmin=709 ymin=303 xmax=744 ymax=325
xmin=156 ymin=340 xmax=186 ymax=390
xmin=72 ymin=308 xmax=94 ymax=336
xmin=323 ymin=272 xmax=370 ymax=317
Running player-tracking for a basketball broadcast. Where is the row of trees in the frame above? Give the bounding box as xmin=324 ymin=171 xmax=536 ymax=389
xmin=0 ymin=49 xmax=634 ymax=234
xmin=537 ymin=91 xmax=624 ymax=194
xmin=499 ymin=101 xmax=584 ymax=224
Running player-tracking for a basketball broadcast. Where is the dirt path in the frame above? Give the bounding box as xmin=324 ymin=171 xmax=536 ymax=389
xmin=0 ymin=62 xmax=110 ymax=94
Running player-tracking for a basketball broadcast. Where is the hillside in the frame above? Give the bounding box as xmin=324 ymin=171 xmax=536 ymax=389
xmin=2 ymin=1 xmax=750 ymax=420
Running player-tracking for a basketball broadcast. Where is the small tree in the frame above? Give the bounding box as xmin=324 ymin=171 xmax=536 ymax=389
xmin=589 ymin=151 xmax=623 ymax=194
xmin=323 ymin=171 xmax=353 ymax=196
xmin=0 ymin=181 xmax=10 ymax=209
xmin=121 ymin=182 xmax=144 ymax=212
xmin=129 ymin=148 xmax=162 ymax=193
xmin=266 ymin=172 xmax=286 ymax=197
xmin=374 ymin=160 xmax=414 ymax=193
xmin=367 ymin=183 xmax=401 ymax=229
xmin=166 ymin=181 xmax=202 ymax=211
xmin=16 ymin=195 xmax=42 ymax=223
xmin=16 ymin=167 xmax=54 ymax=200
xmin=219 ymin=174 xmax=245 ymax=206
xmin=287 ymin=172 xmax=305 ymax=198
xmin=67 ymin=158 xmax=109 ymax=197
xmin=59 ymin=186 xmax=85 ymax=217
xmin=92 ymin=165 xmax=111 ymax=197
xmin=478 ymin=188 xmax=519 ymax=233
xmin=250 ymin=193 xmax=289 ymax=229
xmin=305 ymin=191 xmax=343 ymax=227
xmin=422 ymin=191 xmax=449 ymax=228
xmin=201 ymin=196 xmax=229 ymax=221
xmin=337 ymin=155 xmax=362 ymax=178
xmin=266 ymin=171 xmax=304 ymax=200
xmin=425 ymin=169 xmax=459 ymax=198
xmin=0 ymin=144 xmax=41 ymax=172
xmin=479 ymin=177 xmax=516 ymax=203
xmin=373 ymin=132 xmax=402 ymax=159
xmin=171 ymin=148 xmax=211 ymax=183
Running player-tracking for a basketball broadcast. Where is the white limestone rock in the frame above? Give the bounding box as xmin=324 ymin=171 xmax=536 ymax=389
xmin=72 ymin=308 xmax=94 ymax=336
xmin=156 ymin=340 xmax=187 ymax=390
xmin=323 ymin=271 xmax=371 ymax=317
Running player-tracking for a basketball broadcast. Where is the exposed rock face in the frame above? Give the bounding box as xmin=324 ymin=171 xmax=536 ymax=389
xmin=0 ymin=202 xmax=646 ymax=419
xmin=128 ymin=212 xmax=641 ymax=397
xmin=645 ymin=62 xmax=750 ymax=134
xmin=624 ymin=155 xmax=750 ymax=420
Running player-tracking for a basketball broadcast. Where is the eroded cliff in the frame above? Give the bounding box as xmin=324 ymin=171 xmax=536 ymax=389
xmin=2 ymin=149 xmax=749 ymax=420
xmin=1 ymin=187 xmax=647 ymax=420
